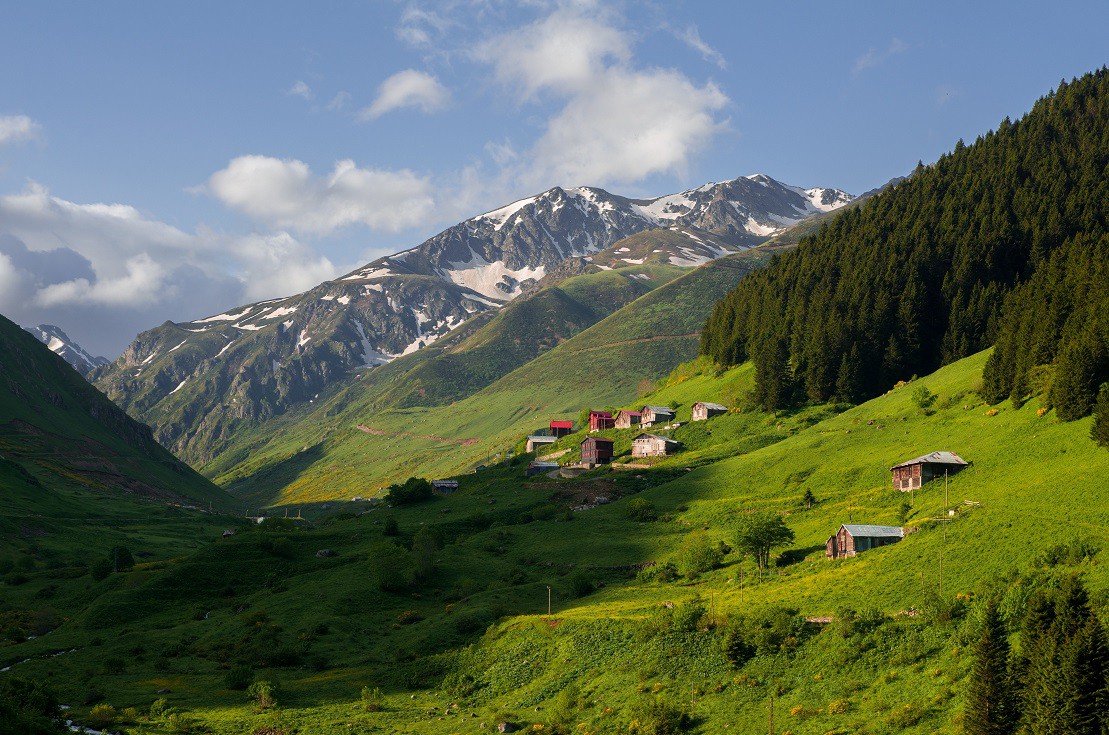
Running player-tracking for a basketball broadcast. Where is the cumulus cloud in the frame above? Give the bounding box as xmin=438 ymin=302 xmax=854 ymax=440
xmin=0 ymin=187 xmax=340 ymax=356
xmin=395 ymin=6 xmax=452 ymax=48
xmin=853 ymin=38 xmax=909 ymax=75
xmin=207 ymin=155 xmax=435 ymax=235
xmin=0 ymin=115 xmax=41 ymax=145
xmin=359 ymin=70 xmax=450 ymax=120
xmin=473 ymin=6 xmax=729 ymax=189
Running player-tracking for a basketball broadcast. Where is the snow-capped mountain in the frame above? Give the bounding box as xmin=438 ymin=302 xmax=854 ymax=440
xmin=25 ymin=324 xmax=109 ymax=376
xmin=94 ymin=174 xmax=852 ymax=462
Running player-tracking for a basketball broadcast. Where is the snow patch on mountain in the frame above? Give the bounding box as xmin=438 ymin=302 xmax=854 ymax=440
xmin=25 ymin=324 xmax=110 ymax=376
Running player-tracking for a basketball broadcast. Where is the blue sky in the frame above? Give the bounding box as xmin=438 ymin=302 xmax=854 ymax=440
xmin=0 ymin=0 xmax=1106 ymax=355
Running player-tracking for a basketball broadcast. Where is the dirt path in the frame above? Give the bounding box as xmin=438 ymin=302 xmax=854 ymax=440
xmin=355 ymin=425 xmax=481 ymax=446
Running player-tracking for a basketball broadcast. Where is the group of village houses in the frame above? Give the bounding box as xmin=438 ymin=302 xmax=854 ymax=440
xmin=518 ymin=401 xmax=972 ymax=563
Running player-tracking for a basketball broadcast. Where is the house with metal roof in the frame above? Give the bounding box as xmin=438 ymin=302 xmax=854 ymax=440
xmin=614 ymin=410 xmax=643 ymax=429
xmin=640 ymin=405 xmax=676 ymax=427
xmin=631 ymin=433 xmax=681 ymax=458
xmin=549 ymin=420 xmax=574 ymax=437
xmin=691 ymin=402 xmax=727 ymax=421
xmin=526 ymin=435 xmax=559 ymax=453
xmin=588 ymin=411 xmax=615 ymax=432
xmin=580 ymin=436 xmax=614 ymax=467
xmin=890 ymin=451 xmax=969 ymax=492
xmin=826 ymin=524 xmax=904 ymax=559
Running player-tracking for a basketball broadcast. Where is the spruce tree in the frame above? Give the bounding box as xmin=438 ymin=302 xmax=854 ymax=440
xmin=964 ymin=600 xmax=1016 ymax=735
xmin=1092 ymin=384 xmax=1109 ymax=449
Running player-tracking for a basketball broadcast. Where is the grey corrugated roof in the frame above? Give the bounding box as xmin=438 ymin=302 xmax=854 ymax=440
xmin=643 ymin=405 xmax=675 ymax=414
xmin=695 ymin=402 xmax=727 ymax=411
xmin=527 ymin=435 xmax=558 ymax=442
xmin=633 ymin=433 xmax=680 ymax=444
xmin=842 ymin=524 xmax=904 ymax=538
xmin=890 ymin=451 xmax=968 ymax=470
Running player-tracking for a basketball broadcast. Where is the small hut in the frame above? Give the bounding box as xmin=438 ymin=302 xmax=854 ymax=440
xmin=222 ymin=529 xmax=236 ymax=539
xmin=580 ymin=437 xmax=614 ymax=467
xmin=825 ymin=524 xmax=904 ymax=559
xmin=614 ymin=410 xmax=642 ymax=429
xmin=640 ymin=405 xmax=676 ymax=427
xmin=527 ymin=461 xmax=560 ymax=477
xmin=589 ymin=411 xmax=615 ymax=432
xmin=691 ymin=402 xmax=727 ymax=421
xmin=432 ymin=480 xmax=459 ymax=495
xmin=890 ymin=451 xmax=968 ymax=492
xmin=526 ymin=435 xmax=559 ymax=453
xmin=550 ymin=420 xmax=574 ymax=438
xmin=631 ymin=433 xmax=681 ymax=458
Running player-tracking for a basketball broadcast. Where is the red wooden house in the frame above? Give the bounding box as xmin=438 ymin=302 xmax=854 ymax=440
xmin=580 ymin=437 xmax=614 ymax=467
xmin=890 ymin=451 xmax=968 ymax=492
xmin=589 ymin=411 xmax=615 ymax=432
xmin=550 ymin=420 xmax=574 ymax=438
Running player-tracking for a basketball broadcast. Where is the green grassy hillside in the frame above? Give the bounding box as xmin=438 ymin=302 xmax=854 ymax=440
xmin=10 ymin=349 xmax=1106 ymax=734
xmin=208 ymin=249 xmax=776 ymax=506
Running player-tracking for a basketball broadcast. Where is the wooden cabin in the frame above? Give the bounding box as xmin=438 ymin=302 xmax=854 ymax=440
xmin=631 ymin=433 xmax=681 ymax=458
xmin=580 ymin=437 xmax=614 ymax=467
xmin=527 ymin=461 xmax=560 ymax=477
xmin=890 ymin=451 xmax=968 ymax=492
xmin=550 ymin=420 xmax=574 ymax=438
xmin=614 ymin=410 xmax=643 ymax=429
xmin=432 ymin=480 xmax=459 ymax=495
xmin=526 ymin=435 xmax=559 ymax=453
xmin=826 ymin=524 xmax=904 ymax=559
xmin=691 ymin=401 xmax=727 ymax=421
xmin=640 ymin=405 xmax=675 ymax=427
xmin=589 ymin=411 xmax=615 ymax=432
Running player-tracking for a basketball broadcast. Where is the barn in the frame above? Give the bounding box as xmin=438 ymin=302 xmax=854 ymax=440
xmin=631 ymin=433 xmax=681 ymax=457
xmin=826 ymin=524 xmax=904 ymax=559
xmin=614 ymin=410 xmax=643 ymax=429
xmin=580 ymin=437 xmax=614 ymax=467
xmin=526 ymin=435 xmax=559 ymax=453
xmin=589 ymin=411 xmax=615 ymax=432
xmin=691 ymin=402 xmax=727 ymax=421
xmin=890 ymin=451 xmax=969 ymax=492
xmin=550 ymin=420 xmax=574 ymax=438
xmin=641 ymin=405 xmax=676 ymax=427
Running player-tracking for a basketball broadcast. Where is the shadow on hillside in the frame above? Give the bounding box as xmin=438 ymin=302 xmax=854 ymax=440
xmin=225 ymin=442 xmax=327 ymax=510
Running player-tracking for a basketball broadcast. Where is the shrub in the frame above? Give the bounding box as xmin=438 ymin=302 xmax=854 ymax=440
xmin=566 ymin=569 xmax=595 ymax=598
xmin=383 ymin=516 xmax=399 ymax=536
xmin=637 ymin=562 xmax=678 ymax=584
xmin=224 ymin=664 xmax=254 ymax=690
xmin=109 ymin=546 xmax=134 ymax=572
xmin=720 ymin=622 xmax=756 ymax=666
xmin=626 ymin=498 xmax=658 ymax=522
xmin=628 ymin=697 xmax=690 ymax=734
xmin=385 ymin=477 xmax=433 ymax=505
xmin=86 ymin=703 xmax=117 ymax=727
xmin=912 ymin=385 xmax=937 ymax=409
xmin=361 ymin=685 xmax=384 ymax=711
xmin=676 ymin=531 xmax=722 ymax=579
xmin=89 ymin=558 xmax=112 ymax=581
xmin=149 ymin=697 xmax=170 ymax=718
xmin=369 ymin=542 xmax=412 ymax=593
xmin=247 ymin=680 xmax=279 ymax=710
xmin=671 ymin=599 xmax=707 ymax=633
xmin=397 ymin=610 xmax=423 ymax=625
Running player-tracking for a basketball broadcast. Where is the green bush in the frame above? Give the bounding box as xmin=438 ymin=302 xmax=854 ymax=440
xmin=566 ymin=569 xmax=595 ymax=598
xmin=626 ymin=498 xmax=658 ymax=522
xmin=85 ymin=703 xmax=117 ymax=727
xmin=628 ymin=697 xmax=690 ymax=734
xmin=361 ymin=685 xmax=384 ymax=711
xmin=386 ymin=477 xmax=433 ymax=505
xmin=247 ymin=679 xmax=279 ymax=710
xmin=89 ymin=558 xmax=112 ymax=581
xmin=676 ymin=531 xmax=722 ymax=578
xmin=637 ymin=562 xmax=678 ymax=583
xmin=224 ymin=664 xmax=254 ymax=690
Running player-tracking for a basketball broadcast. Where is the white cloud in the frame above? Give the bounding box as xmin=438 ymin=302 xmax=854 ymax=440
xmin=675 ymin=25 xmax=726 ymax=70
xmin=0 ymin=115 xmax=42 ymax=145
xmin=207 ymin=155 xmax=435 ymax=235
xmin=229 ymin=231 xmax=338 ymax=302
xmin=473 ymin=6 xmax=729 ymax=189
xmin=35 ymin=253 xmax=168 ymax=307
xmin=395 ymin=6 xmax=452 ymax=48
xmin=359 ymin=70 xmax=450 ymax=120
xmin=287 ymin=80 xmax=313 ymax=100
xmin=327 ymin=90 xmax=352 ymax=112
xmin=473 ymin=7 xmax=631 ymax=100
xmin=853 ymin=38 xmax=909 ymax=75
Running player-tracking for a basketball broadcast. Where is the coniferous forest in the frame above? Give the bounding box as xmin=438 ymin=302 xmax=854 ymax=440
xmin=699 ymin=69 xmax=1108 ymax=427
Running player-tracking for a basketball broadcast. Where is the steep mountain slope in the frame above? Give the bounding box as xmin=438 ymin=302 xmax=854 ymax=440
xmin=0 ymin=313 xmax=230 ymax=511
xmin=208 ymin=247 xmax=779 ymax=504
xmin=701 ymin=70 xmax=1109 ymax=419
xmin=94 ymin=175 xmax=850 ymax=467
xmin=24 ymin=324 xmax=108 ymax=375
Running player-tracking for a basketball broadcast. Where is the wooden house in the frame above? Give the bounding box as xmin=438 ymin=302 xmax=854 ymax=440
xmin=589 ymin=411 xmax=615 ymax=432
xmin=527 ymin=461 xmax=560 ymax=477
xmin=432 ymin=480 xmax=459 ymax=494
xmin=890 ymin=451 xmax=968 ymax=492
xmin=580 ymin=437 xmax=614 ymax=467
xmin=691 ymin=401 xmax=727 ymax=421
xmin=222 ymin=529 xmax=236 ymax=539
xmin=550 ymin=420 xmax=574 ymax=438
xmin=631 ymin=433 xmax=681 ymax=458
xmin=640 ymin=405 xmax=676 ymax=427
xmin=825 ymin=524 xmax=904 ymax=559
xmin=526 ymin=435 xmax=559 ymax=453
xmin=614 ymin=410 xmax=642 ymax=429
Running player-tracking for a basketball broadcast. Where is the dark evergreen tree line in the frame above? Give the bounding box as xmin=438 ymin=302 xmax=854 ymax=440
xmin=700 ymin=69 xmax=1108 ymax=424
xmin=965 ymin=577 xmax=1109 ymax=735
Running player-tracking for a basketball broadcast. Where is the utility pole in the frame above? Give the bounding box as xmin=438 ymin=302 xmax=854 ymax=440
xmin=710 ymin=592 xmax=715 ymax=628
xmin=768 ymin=696 xmax=774 ymax=735
xmin=944 ymin=469 xmax=949 ymax=542
xmin=547 ymin=586 xmax=551 ymax=620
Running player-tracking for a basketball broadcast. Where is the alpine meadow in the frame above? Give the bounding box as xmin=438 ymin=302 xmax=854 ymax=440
xmin=1 ymin=6 xmax=1108 ymax=735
